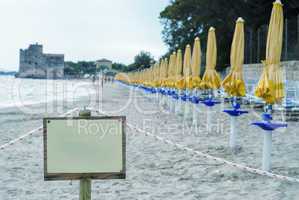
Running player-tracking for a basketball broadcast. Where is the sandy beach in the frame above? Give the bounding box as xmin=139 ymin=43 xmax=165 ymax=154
xmin=0 ymin=81 xmax=299 ymax=200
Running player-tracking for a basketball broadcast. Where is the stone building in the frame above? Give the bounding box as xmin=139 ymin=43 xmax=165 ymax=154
xmin=95 ymin=58 xmax=112 ymax=70
xmin=16 ymin=43 xmax=64 ymax=79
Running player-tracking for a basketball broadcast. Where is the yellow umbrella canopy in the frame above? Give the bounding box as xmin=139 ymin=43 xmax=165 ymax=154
xmin=162 ymin=58 xmax=169 ymax=87
xmin=167 ymin=52 xmax=176 ymax=88
xmin=149 ymin=65 xmax=154 ymax=87
xmin=148 ymin=68 xmax=152 ymax=85
xmin=165 ymin=58 xmax=168 ymax=76
xmin=154 ymin=63 xmax=161 ymax=87
xmin=222 ymin=17 xmax=246 ymax=97
xmin=165 ymin=54 xmax=172 ymax=88
xmin=200 ymin=27 xmax=221 ymax=89
xmin=191 ymin=37 xmax=202 ymax=89
xmin=183 ymin=44 xmax=193 ymax=89
xmin=175 ymin=49 xmax=184 ymax=90
xmin=254 ymin=0 xmax=284 ymax=104
xmin=159 ymin=60 xmax=164 ymax=86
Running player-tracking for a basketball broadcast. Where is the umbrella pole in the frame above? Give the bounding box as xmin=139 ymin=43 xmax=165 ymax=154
xmin=171 ymin=99 xmax=175 ymax=113
xmin=175 ymin=90 xmax=180 ymax=115
xmin=164 ymin=88 xmax=168 ymax=110
xmin=170 ymin=89 xmax=175 ymax=113
xmin=176 ymin=90 xmax=183 ymax=116
xmin=192 ymin=103 xmax=197 ymax=127
xmin=192 ymin=90 xmax=198 ymax=126
xmin=184 ymin=90 xmax=191 ymax=121
xmin=188 ymin=90 xmax=193 ymax=120
xmin=160 ymin=88 xmax=165 ymax=108
xmin=171 ymin=89 xmax=175 ymax=112
xmin=262 ymin=104 xmax=273 ymax=171
xmin=229 ymin=117 xmax=237 ymax=149
xmin=229 ymin=97 xmax=238 ymax=149
xmin=179 ymin=90 xmax=183 ymax=116
xmin=207 ymin=107 xmax=212 ymax=133
xmin=178 ymin=96 xmax=183 ymax=115
xmin=206 ymin=90 xmax=213 ymax=133
xmin=262 ymin=132 xmax=272 ymax=171
xmin=183 ymin=89 xmax=188 ymax=120
xmin=156 ymin=89 xmax=159 ymax=106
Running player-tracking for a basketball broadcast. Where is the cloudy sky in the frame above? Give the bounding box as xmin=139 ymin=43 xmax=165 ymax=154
xmin=0 ymin=0 xmax=169 ymax=71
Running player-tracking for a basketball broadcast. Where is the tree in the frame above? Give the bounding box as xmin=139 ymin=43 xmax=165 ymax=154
xmin=159 ymin=0 xmax=294 ymax=69
xmin=128 ymin=51 xmax=155 ymax=71
xmin=64 ymin=61 xmax=96 ymax=76
xmin=112 ymin=63 xmax=128 ymax=71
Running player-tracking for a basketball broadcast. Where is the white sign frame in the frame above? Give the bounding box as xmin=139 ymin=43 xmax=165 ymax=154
xmin=43 ymin=116 xmax=126 ymax=181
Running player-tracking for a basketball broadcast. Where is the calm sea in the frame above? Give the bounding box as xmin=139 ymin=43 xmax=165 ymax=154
xmin=0 ymin=75 xmax=95 ymax=109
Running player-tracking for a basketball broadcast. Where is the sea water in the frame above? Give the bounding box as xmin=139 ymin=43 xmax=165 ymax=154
xmin=0 ymin=75 xmax=96 ymax=109
xmin=0 ymin=75 xmax=97 ymax=147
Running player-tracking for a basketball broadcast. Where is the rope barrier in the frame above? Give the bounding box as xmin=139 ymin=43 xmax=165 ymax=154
xmin=92 ymin=108 xmax=299 ymax=184
xmin=128 ymin=124 xmax=299 ymax=184
xmin=0 ymin=107 xmax=79 ymax=151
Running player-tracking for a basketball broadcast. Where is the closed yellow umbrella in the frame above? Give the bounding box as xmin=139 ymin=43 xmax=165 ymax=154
xmin=159 ymin=60 xmax=164 ymax=87
xmin=167 ymin=52 xmax=176 ymax=88
xmin=191 ymin=37 xmax=202 ymax=89
xmin=150 ymin=66 xmax=155 ymax=86
xmin=183 ymin=45 xmax=192 ymax=89
xmin=165 ymin=54 xmax=172 ymax=88
xmin=175 ymin=49 xmax=184 ymax=90
xmin=254 ymin=0 xmax=284 ymax=104
xmin=162 ymin=58 xmax=168 ymax=87
xmin=164 ymin=58 xmax=169 ymax=86
xmin=148 ymin=68 xmax=152 ymax=86
xmin=154 ymin=63 xmax=161 ymax=87
xmin=222 ymin=17 xmax=246 ymax=97
xmin=200 ymin=27 xmax=221 ymax=89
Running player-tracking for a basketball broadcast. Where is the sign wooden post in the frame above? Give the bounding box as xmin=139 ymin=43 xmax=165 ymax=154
xmin=43 ymin=109 xmax=126 ymax=200
xmin=79 ymin=109 xmax=92 ymax=200
xmin=80 ymin=178 xmax=91 ymax=200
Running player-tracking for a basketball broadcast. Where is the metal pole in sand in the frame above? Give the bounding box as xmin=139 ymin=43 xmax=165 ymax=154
xmin=184 ymin=90 xmax=192 ymax=122
xmin=229 ymin=98 xmax=237 ymax=149
xmin=79 ymin=109 xmax=92 ymax=200
xmin=192 ymin=103 xmax=197 ymax=127
xmin=175 ymin=89 xmax=181 ymax=115
xmin=207 ymin=107 xmax=212 ymax=133
xmin=192 ymin=89 xmax=199 ymax=127
xmin=262 ymin=131 xmax=272 ymax=171
xmin=206 ymin=91 xmax=212 ymax=133
xmin=262 ymin=104 xmax=272 ymax=171
xmin=251 ymin=105 xmax=287 ymax=171
xmin=170 ymin=96 xmax=175 ymax=113
xmin=229 ymin=116 xmax=236 ymax=149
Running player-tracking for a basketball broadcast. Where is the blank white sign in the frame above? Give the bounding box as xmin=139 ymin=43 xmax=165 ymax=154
xmin=45 ymin=118 xmax=124 ymax=176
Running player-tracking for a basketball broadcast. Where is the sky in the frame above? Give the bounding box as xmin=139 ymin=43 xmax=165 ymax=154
xmin=0 ymin=0 xmax=170 ymax=71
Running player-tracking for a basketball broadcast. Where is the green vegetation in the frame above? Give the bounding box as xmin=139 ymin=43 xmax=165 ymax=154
xmin=64 ymin=51 xmax=155 ymax=76
xmin=64 ymin=61 xmax=118 ymax=77
xmin=64 ymin=61 xmax=96 ymax=76
xmin=112 ymin=63 xmax=128 ymax=72
xmin=111 ymin=51 xmax=155 ymax=72
xmin=127 ymin=51 xmax=155 ymax=71
xmin=159 ymin=0 xmax=297 ymax=70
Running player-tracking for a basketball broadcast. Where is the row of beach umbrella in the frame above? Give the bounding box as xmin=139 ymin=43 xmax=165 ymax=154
xmin=115 ymin=0 xmax=287 ymax=172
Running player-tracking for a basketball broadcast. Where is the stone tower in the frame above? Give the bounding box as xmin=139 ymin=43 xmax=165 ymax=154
xmin=17 ymin=43 xmax=64 ymax=79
